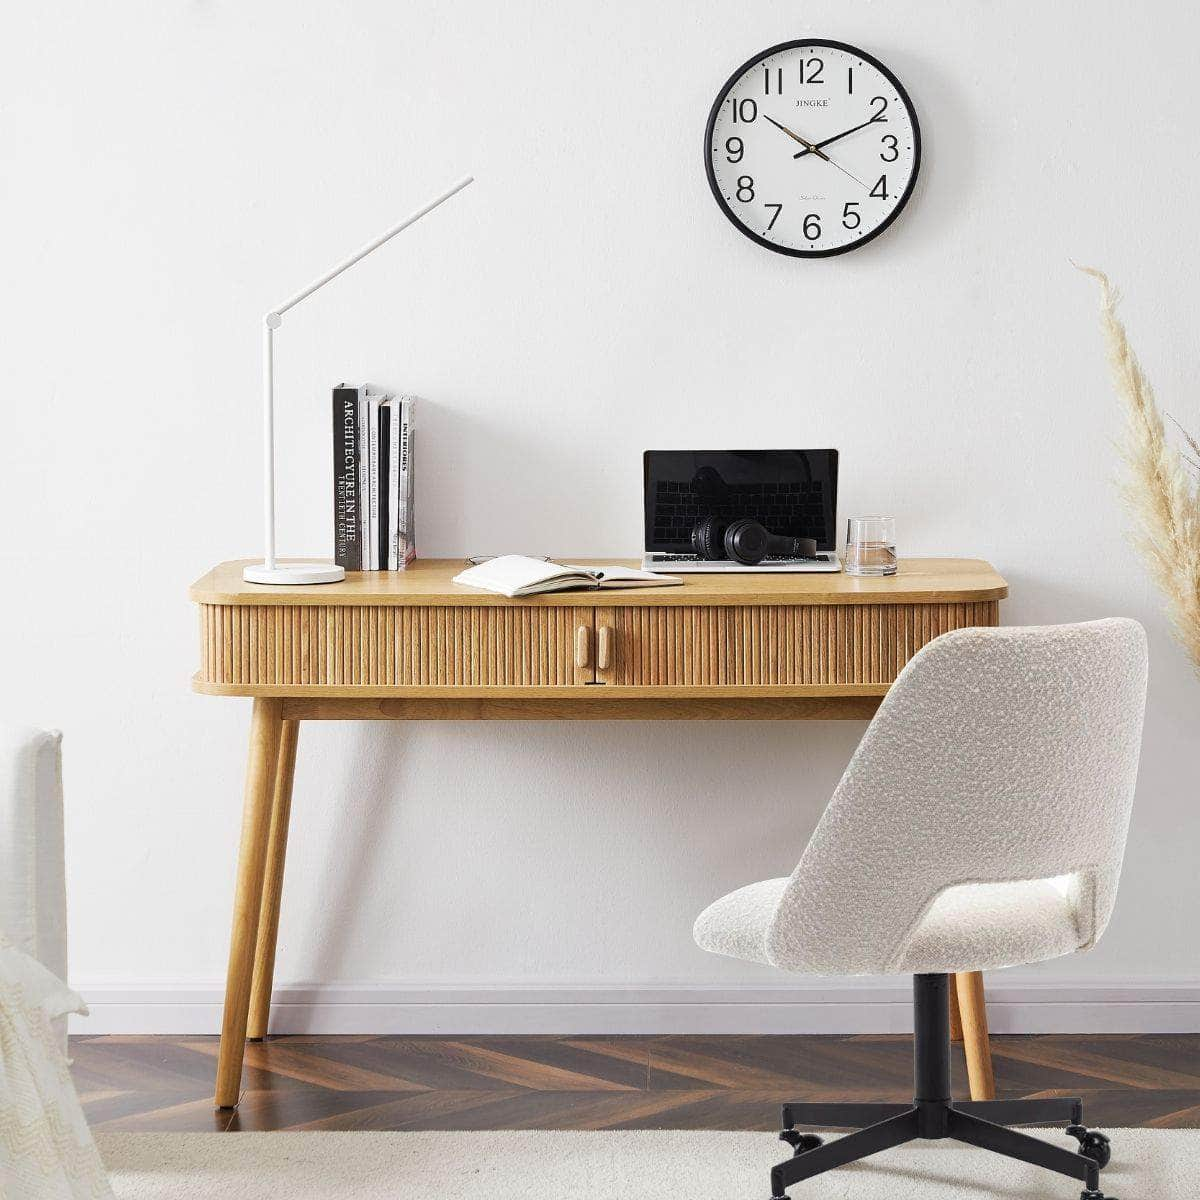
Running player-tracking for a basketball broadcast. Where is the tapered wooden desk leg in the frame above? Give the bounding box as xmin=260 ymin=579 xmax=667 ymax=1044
xmin=214 ymin=698 xmax=284 ymax=1109
xmin=955 ymin=970 xmax=996 ymax=1100
xmin=247 ymin=718 xmax=299 ymax=1042
xmin=949 ymin=974 xmax=964 ymax=1043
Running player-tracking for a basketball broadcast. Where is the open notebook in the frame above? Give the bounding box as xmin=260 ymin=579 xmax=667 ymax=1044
xmin=453 ymin=555 xmax=682 ymax=598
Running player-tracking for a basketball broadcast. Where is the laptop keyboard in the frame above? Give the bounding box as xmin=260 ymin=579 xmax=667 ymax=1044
xmin=651 ymin=553 xmax=826 ymax=563
xmin=651 ymin=479 xmax=827 ymax=544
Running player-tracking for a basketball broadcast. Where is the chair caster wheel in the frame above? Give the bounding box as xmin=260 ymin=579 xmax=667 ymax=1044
xmin=778 ymin=1130 xmax=823 ymax=1155
xmin=1067 ymin=1125 xmax=1112 ymax=1169
xmin=1080 ymin=1191 xmax=1116 ymax=1200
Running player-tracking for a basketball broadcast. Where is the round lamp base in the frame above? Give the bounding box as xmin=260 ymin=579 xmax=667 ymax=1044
xmin=242 ymin=563 xmax=346 ymax=586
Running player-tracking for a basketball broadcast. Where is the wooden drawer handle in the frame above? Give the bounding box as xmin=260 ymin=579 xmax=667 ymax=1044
xmin=597 ymin=625 xmax=614 ymax=671
xmin=575 ymin=625 xmax=590 ymax=669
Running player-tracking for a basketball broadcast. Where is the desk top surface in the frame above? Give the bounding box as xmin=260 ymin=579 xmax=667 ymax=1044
xmin=191 ymin=558 xmax=1007 ymax=607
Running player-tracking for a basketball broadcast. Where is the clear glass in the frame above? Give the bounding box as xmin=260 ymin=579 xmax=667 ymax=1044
xmin=844 ymin=516 xmax=897 ymax=576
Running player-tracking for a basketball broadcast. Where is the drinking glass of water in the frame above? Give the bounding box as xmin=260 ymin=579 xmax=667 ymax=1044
xmin=844 ymin=516 xmax=897 ymax=576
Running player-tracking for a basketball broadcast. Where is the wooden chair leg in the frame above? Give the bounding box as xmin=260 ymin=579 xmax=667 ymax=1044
xmin=214 ymin=698 xmax=283 ymax=1109
xmin=954 ymin=970 xmax=996 ymax=1100
xmin=247 ymin=719 xmax=299 ymax=1042
xmin=949 ymin=974 xmax=964 ymax=1043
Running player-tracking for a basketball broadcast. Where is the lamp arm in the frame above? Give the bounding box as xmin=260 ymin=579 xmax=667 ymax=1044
xmin=257 ymin=173 xmax=474 ymax=573
xmin=265 ymin=174 xmax=474 ymax=326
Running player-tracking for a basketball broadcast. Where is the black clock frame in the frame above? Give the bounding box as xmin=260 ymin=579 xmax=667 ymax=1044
xmin=704 ymin=38 xmax=922 ymax=258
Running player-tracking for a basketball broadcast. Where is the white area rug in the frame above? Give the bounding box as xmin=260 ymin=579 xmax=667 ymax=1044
xmin=98 ymin=1128 xmax=1186 ymax=1199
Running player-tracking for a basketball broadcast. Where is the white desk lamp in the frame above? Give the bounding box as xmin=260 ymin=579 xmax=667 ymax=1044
xmin=243 ymin=174 xmax=475 ymax=585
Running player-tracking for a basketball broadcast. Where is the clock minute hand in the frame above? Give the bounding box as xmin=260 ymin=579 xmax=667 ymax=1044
xmin=793 ymin=114 xmax=882 ymax=159
xmin=763 ymin=113 xmax=868 ymax=190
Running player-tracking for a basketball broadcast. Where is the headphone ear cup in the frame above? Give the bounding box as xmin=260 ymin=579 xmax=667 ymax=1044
xmin=691 ymin=517 xmax=726 ymax=559
xmin=724 ymin=518 xmax=769 ymax=565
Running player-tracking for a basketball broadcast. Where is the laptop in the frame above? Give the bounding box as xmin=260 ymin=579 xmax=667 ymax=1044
xmin=642 ymin=449 xmax=841 ymax=573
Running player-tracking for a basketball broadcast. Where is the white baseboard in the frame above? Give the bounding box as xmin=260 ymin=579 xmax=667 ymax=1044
xmin=69 ymin=980 xmax=1200 ymax=1036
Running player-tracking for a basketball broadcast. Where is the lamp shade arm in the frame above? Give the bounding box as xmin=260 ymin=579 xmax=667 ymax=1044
xmin=265 ymin=174 xmax=474 ymax=326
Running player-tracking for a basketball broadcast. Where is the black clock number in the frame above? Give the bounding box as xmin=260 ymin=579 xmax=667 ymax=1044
xmin=736 ymin=176 xmax=755 ymax=202
xmin=724 ymin=136 xmax=744 ymax=164
xmin=870 ymin=175 xmax=889 ymax=200
xmin=765 ymin=203 xmax=783 ymax=231
xmin=730 ymin=97 xmax=757 ymax=123
xmin=847 ymin=66 xmax=854 ymax=94
xmin=763 ymin=67 xmax=783 ymax=94
xmin=798 ymin=57 xmax=824 ymax=84
xmin=842 ymin=202 xmax=861 ymax=230
xmin=803 ymin=213 xmax=822 ymax=240
xmin=869 ymin=95 xmax=888 ymax=122
xmin=880 ymin=134 xmax=899 ymax=162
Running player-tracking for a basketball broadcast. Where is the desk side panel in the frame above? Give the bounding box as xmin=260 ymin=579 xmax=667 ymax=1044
xmin=198 ymin=604 xmax=590 ymax=690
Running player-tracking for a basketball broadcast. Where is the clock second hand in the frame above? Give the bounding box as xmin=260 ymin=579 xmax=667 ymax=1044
xmin=763 ymin=113 xmax=868 ymax=188
xmin=762 ymin=114 xmax=868 ymax=190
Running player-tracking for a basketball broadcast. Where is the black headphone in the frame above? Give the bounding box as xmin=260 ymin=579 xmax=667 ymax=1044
xmin=691 ymin=516 xmax=818 ymax=566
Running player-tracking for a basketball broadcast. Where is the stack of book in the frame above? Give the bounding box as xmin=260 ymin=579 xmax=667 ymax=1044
xmin=331 ymin=383 xmax=416 ymax=571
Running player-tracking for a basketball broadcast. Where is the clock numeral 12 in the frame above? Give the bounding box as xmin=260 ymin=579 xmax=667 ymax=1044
xmin=798 ymin=57 xmax=823 ymax=84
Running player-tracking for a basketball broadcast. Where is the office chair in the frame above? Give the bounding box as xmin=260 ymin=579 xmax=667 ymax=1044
xmin=694 ymin=619 xmax=1147 ymax=1200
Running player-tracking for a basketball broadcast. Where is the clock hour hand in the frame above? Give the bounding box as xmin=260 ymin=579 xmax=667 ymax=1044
xmin=762 ymin=113 xmax=832 ymax=161
xmin=793 ymin=114 xmax=883 ymax=159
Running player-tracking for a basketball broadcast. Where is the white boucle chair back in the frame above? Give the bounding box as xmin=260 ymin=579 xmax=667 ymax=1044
xmin=766 ymin=619 xmax=1147 ymax=976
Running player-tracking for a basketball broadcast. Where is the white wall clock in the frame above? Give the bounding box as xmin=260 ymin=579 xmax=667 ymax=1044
xmin=705 ymin=39 xmax=921 ymax=257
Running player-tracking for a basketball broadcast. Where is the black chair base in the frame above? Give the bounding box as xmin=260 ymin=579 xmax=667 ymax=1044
xmin=770 ymin=975 xmax=1115 ymax=1200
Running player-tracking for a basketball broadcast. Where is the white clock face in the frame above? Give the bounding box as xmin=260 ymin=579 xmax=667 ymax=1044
xmin=706 ymin=40 xmax=921 ymax=257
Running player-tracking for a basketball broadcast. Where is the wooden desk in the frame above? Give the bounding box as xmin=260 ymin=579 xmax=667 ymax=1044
xmin=191 ymin=557 xmax=1007 ymax=1108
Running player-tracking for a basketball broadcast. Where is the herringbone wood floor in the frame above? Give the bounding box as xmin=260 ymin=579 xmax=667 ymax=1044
xmin=71 ymin=1034 xmax=1200 ymax=1132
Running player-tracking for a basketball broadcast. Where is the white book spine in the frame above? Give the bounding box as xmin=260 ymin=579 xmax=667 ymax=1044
xmin=400 ymin=396 xmax=415 ymax=564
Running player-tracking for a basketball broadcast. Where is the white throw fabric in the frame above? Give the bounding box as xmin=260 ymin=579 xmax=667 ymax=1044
xmin=0 ymin=726 xmax=113 ymax=1198
xmin=0 ymin=940 xmax=111 ymax=1198
xmin=0 ymin=727 xmax=68 ymax=988
xmin=695 ymin=619 xmax=1148 ymax=976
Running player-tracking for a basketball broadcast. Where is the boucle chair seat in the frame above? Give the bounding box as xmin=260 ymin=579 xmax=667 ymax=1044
xmin=696 ymin=874 xmax=1082 ymax=976
xmin=691 ymin=619 xmax=1147 ymax=1200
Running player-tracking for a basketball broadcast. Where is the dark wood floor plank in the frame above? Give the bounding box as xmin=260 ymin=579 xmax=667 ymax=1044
xmin=71 ymin=1033 xmax=1200 ymax=1132
xmin=248 ymin=1089 xmax=526 ymax=1133
xmin=992 ymin=1037 xmax=1200 ymax=1091
xmin=225 ymin=1088 xmax=423 ymax=1133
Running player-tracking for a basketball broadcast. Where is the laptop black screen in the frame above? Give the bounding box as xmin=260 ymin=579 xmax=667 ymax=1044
xmin=643 ymin=450 xmax=838 ymax=554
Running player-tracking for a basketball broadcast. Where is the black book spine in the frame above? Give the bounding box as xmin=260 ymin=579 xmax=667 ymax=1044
xmin=332 ymin=385 xmax=361 ymax=570
xmin=378 ymin=404 xmax=390 ymax=570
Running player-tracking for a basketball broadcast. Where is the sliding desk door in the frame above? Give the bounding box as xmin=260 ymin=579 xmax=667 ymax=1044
xmin=198 ymin=604 xmax=594 ymax=691
xmin=593 ymin=602 xmax=998 ymax=689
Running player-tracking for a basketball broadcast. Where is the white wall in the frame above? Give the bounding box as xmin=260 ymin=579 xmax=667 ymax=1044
xmin=4 ymin=0 xmax=1199 ymax=1034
